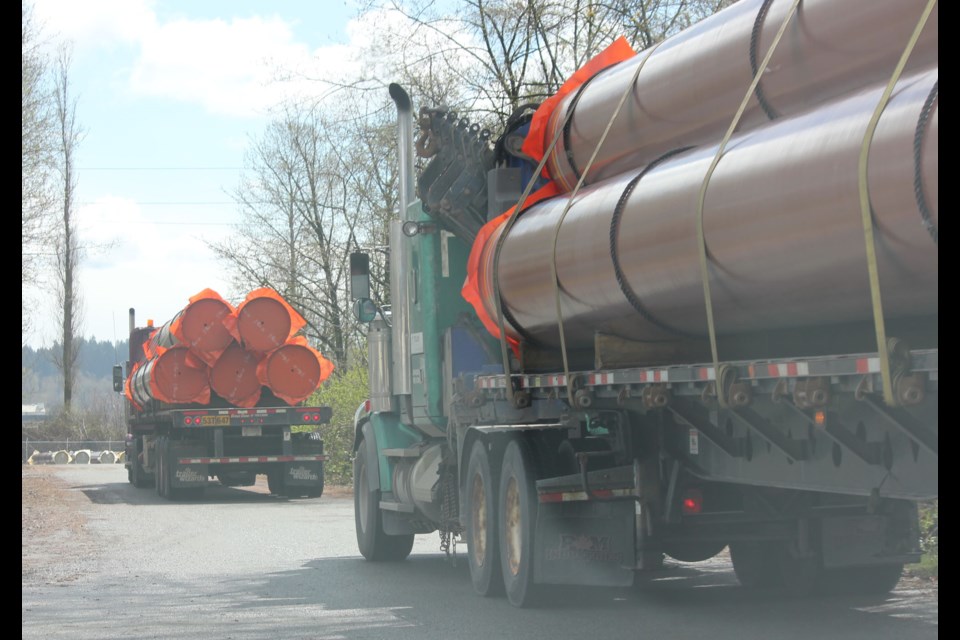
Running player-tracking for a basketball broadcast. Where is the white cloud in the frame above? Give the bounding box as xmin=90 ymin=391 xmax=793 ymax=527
xmin=75 ymin=196 xmax=233 ymax=342
xmin=31 ymin=0 xmax=156 ymax=48
xmin=130 ymin=15 xmax=317 ymax=118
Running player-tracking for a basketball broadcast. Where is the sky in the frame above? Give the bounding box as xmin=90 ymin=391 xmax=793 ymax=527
xmin=24 ymin=0 xmax=387 ymax=348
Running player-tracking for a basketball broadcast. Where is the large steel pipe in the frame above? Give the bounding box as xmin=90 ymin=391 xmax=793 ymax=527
xmin=478 ymin=70 xmax=938 ymax=350
xmin=540 ymin=0 xmax=938 ymax=191
xmin=229 ymin=288 xmax=305 ymax=353
xmin=257 ymin=341 xmax=334 ymax=405
xmin=130 ymin=347 xmax=211 ymax=406
xmin=210 ymin=343 xmax=263 ymax=407
xmin=149 ymin=290 xmax=234 ymax=360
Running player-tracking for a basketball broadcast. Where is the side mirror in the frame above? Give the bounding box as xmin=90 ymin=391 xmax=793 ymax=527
xmin=350 ymin=252 xmax=370 ymax=300
xmin=112 ymin=364 xmax=125 ymax=393
xmin=353 ymin=298 xmax=378 ymax=324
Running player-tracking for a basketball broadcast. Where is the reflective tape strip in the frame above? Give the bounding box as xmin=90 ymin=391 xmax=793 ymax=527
xmin=539 ymin=488 xmax=634 ymax=503
xmin=177 ymin=455 xmax=327 ymax=464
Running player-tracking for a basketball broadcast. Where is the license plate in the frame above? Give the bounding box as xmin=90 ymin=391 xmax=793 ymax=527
xmin=200 ymin=415 xmax=231 ymax=426
xmin=242 ymin=426 xmax=262 ymax=437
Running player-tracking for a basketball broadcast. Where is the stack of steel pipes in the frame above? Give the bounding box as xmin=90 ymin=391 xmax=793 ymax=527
xmin=126 ymin=288 xmax=334 ymax=408
xmin=467 ymin=0 xmax=938 ymax=356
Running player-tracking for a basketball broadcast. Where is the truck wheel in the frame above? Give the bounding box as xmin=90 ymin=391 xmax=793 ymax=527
xmin=729 ymin=541 xmax=781 ymax=588
xmin=466 ymin=439 xmax=503 ymax=597
xmin=155 ymin=437 xmax=167 ymax=498
xmin=157 ymin=437 xmax=194 ymax=501
xmin=130 ymin=453 xmax=152 ymax=489
xmin=820 ymin=563 xmax=904 ymax=595
xmin=267 ymin=470 xmax=285 ymax=496
xmin=158 ymin=438 xmax=174 ymax=500
xmin=663 ymin=540 xmax=727 ymax=563
xmin=354 ymin=433 xmax=414 ymax=561
xmin=498 ymin=439 xmax=541 ymax=607
xmin=776 ymin=543 xmax=821 ymax=597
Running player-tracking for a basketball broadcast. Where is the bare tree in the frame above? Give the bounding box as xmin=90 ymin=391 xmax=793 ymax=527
xmin=214 ymin=95 xmax=396 ymax=371
xmin=22 ymin=2 xmax=57 ymax=344
xmin=376 ymin=0 xmax=733 ymax=128
xmin=50 ymin=44 xmax=84 ymax=412
xmin=214 ymin=0 xmax=735 ymax=371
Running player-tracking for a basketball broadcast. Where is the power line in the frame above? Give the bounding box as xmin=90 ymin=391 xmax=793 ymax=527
xmin=77 ymin=201 xmax=247 ymax=207
xmin=77 ymin=167 xmax=244 ymax=171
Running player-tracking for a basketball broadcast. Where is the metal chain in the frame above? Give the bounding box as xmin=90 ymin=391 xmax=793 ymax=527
xmin=438 ymin=463 xmax=462 ymax=565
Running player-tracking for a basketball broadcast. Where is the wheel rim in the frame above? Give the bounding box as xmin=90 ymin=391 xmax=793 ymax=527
xmin=470 ymin=472 xmax=487 ymax=567
xmin=504 ymin=476 xmax=522 ymax=576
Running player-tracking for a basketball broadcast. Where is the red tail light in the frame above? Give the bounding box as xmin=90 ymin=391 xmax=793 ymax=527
xmin=682 ymin=488 xmax=703 ymax=514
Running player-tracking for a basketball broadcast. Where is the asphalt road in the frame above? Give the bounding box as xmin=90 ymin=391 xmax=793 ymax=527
xmin=22 ymin=465 xmax=937 ymax=640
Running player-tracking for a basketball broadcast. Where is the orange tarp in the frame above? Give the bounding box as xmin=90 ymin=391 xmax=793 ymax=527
xmin=462 ymin=38 xmax=636 ymax=348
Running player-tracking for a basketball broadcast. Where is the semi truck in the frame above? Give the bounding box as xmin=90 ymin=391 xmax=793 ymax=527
xmin=348 ymin=0 xmax=937 ymax=607
xmin=114 ymin=295 xmax=333 ymax=501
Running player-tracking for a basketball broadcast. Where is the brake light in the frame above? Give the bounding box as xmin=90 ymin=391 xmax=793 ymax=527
xmin=682 ymin=488 xmax=703 ymax=514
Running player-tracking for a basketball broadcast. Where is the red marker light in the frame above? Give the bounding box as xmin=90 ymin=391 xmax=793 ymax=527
xmin=303 ymin=414 xmax=312 ymax=422
xmin=682 ymin=488 xmax=703 ymax=514
xmin=312 ymin=413 xmax=321 ymax=422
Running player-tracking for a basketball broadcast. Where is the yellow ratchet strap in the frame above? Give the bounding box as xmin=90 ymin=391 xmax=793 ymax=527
xmin=858 ymin=0 xmax=937 ymax=406
xmin=696 ymin=0 xmax=801 ymax=404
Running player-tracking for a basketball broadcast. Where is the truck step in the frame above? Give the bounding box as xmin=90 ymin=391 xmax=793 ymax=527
xmin=382 ymin=447 xmax=424 ymax=458
xmin=379 ymin=499 xmax=415 ymax=513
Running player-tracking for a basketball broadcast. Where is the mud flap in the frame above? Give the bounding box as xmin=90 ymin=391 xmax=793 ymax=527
xmin=820 ymin=513 xmax=921 ymax=569
xmin=284 ymin=461 xmax=323 ymax=488
xmin=168 ymin=441 xmax=207 ymax=488
xmin=170 ymin=463 xmax=208 ymax=488
xmin=534 ymin=500 xmax=635 ymax=587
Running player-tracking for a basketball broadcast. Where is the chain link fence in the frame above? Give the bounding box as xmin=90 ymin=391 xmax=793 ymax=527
xmin=22 ymin=440 xmax=126 ymax=465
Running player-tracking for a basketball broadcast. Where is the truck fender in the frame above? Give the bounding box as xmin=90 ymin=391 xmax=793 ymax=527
xmin=352 ymin=400 xmax=370 ymax=453
xmin=357 ymin=421 xmax=381 ymax=493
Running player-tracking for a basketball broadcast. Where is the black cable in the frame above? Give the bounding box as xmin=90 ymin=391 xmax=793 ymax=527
xmin=561 ymin=65 xmax=615 ymax=183
xmin=749 ymin=0 xmax=782 ymax=121
xmin=609 ymin=147 xmax=699 ymax=338
xmin=913 ymin=79 xmax=938 ymax=244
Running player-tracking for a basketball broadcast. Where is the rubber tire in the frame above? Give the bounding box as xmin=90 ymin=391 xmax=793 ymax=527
xmin=465 ymin=439 xmax=503 ymax=597
xmin=130 ymin=451 xmax=152 ymax=489
xmin=158 ymin=437 xmax=195 ymax=502
xmin=730 ymin=541 xmax=781 ymax=589
xmin=820 ymin=563 xmax=904 ymax=595
xmin=777 ymin=547 xmax=821 ymax=597
xmin=663 ymin=540 xmax=728 ymax=563
xmin=498 ymin=439 xmax=541 ymax=608
xmin=156 ymin=437 xmax=168 ymax=498
xmin=267 ymin=470 xmax=286 ymax=496
xmin=354 ymin=433 xmax=415 ymax=561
